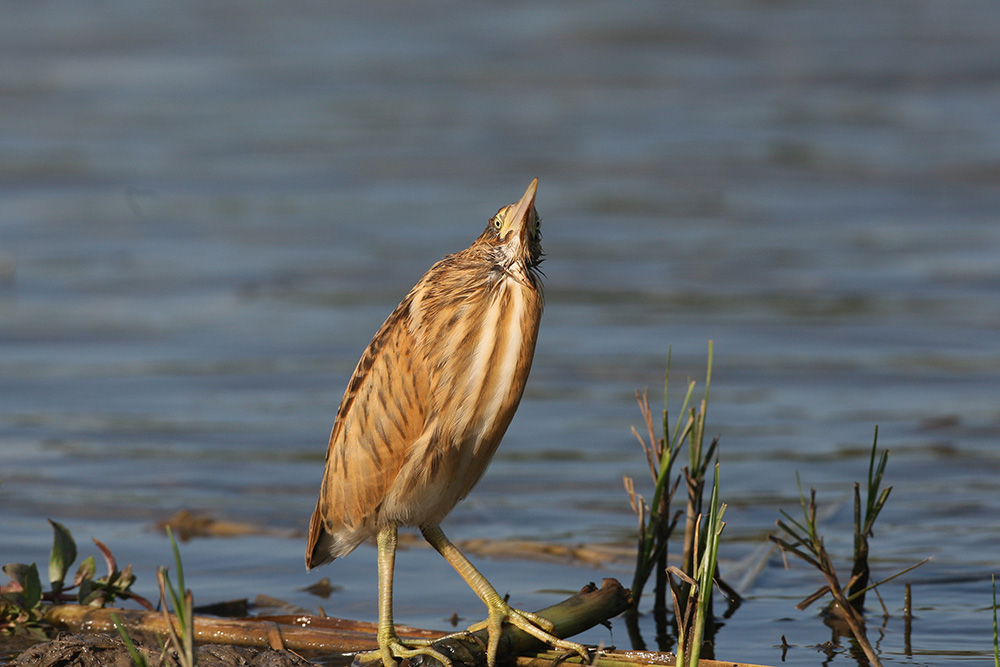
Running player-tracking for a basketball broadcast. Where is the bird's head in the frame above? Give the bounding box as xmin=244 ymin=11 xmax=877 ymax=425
xmin=479 ymin=178 xmax=543 ymax=270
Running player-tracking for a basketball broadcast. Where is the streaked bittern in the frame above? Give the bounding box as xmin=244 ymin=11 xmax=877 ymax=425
xmin=306 ymin=179 xmax=588 ymax=667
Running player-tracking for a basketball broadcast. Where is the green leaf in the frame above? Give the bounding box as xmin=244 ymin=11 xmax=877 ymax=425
xmin=76 ymin=579 xmax=91 ymax=605
xmin=167 ymin=526 xmax=185 ymax=596
xmin=47 ymin=519 xmax=77 ymax=591
xmin=2 ymin=563 xmax=42 ymax=610
xmin=77 ymin=578 xmax=102 ymax=606
xmin=74 ymin=556 xmax=96 ymax=587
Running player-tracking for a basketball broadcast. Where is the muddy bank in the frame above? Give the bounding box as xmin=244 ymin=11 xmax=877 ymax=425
xmin=11 ymin=634 xmax=314 ymax=667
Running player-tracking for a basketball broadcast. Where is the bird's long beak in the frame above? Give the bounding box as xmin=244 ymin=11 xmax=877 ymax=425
xmin=509 ymin=177 xmax=538 ymax=243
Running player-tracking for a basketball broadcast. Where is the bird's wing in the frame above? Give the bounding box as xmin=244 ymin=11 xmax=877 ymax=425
xmin=306 ymin=288 xmax=430 ymax=566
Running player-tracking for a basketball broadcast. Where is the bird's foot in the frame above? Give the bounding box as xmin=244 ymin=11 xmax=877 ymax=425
xmin=355 ymin=632 xmax=454 ymax=667
xmin=469 ymin=600 xmax=591 ymax=667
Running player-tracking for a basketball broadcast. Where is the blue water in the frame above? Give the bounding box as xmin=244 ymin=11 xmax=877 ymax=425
xmin=3 ymin=2 xmax=1000 ymax=665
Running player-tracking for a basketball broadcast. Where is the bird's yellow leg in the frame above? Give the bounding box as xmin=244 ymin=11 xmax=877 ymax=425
xmin=421 ymin=524 xmax=590 ymax=667
xmin=356 ymin=526 xmax=454 ymax=667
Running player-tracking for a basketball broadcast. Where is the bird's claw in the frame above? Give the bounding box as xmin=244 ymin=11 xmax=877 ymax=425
xmin=474 ymin=601 xmax=591 ymax=667
xmin=357 ymin=634 xmax=454 ymax=667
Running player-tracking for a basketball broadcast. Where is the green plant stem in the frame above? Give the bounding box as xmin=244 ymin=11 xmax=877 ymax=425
xmin=689 ymin=463 xmax=725 ymax=667
xmin=160 ymin=526 xmax=195 ymax=667
xmin=993 ymin=574 xmax=998 ymax=667
xmin=849 ymin=428 xmax=892 ymax=612
xmin=112 ymin=613 xmax=150 ymax=667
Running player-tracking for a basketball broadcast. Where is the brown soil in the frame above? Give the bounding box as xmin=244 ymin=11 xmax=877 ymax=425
xmin=10 ymin=634 xmax=315 ymax=667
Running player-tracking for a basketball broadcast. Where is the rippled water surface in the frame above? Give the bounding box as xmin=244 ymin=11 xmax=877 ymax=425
xmin=3 ymin=2 xmax=1000 ymax=665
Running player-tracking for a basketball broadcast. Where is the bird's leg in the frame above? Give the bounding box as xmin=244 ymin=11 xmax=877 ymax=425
xmin=420 ymin=524 xmax=590 ymax=667
xmin=357 ymin=525 xmax=454 ymax=667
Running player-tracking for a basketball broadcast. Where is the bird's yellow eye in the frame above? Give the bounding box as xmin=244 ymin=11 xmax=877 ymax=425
xmin=493 ymin=216 xmax=503 ymax=230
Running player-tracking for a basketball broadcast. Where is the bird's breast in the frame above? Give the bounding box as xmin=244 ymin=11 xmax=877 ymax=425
xmin=446 ymin=274 xmax=539 ymax=450
xmin=384 ymin=273 xmax=542 ymax=524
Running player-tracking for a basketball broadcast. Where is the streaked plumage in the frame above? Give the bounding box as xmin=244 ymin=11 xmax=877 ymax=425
xmin=306 ymin=182 xmax=543 ymax=566
xmin=305 ymin=180 xmax=587 ymax=667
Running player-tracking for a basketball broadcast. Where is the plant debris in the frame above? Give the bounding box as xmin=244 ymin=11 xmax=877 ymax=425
xmin=11 ymin=633 xmax=313 ymax=667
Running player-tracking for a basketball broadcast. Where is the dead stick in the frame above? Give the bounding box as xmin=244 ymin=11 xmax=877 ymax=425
xmin=414 ymin=579 xmax=631 ymax=665
xmin=518 ymin=650 xmax=777 ymax=667
xmin=45 ymin=578 xmax=630 ymax=656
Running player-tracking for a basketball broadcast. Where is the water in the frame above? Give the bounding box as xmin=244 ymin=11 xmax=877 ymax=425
xmin=3 ymin=1 xmax=1000 ymax=665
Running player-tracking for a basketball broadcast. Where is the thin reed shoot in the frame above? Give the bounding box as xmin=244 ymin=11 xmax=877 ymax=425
xmin=670 ymin=462 xmax=726 ymax=667
xmin=993 ymin=574 xmax=998 ymax=667
xmin=771 ymin=427 xmax=930 ymax=667
xmin=624 ymin=342 xmax=735 ymax=655
xmin=111 ymin=613 xmax=151 ymax=667
xmin=158 ymin=526 xmax=196 ymax=667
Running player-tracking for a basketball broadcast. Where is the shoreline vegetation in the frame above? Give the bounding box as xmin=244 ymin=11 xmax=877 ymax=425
xmin=1 ymin=345 xmax=959 ymax=666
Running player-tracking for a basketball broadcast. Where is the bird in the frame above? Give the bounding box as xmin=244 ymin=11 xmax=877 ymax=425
xmin=305 ymin=179 xmax=588 ymax=667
